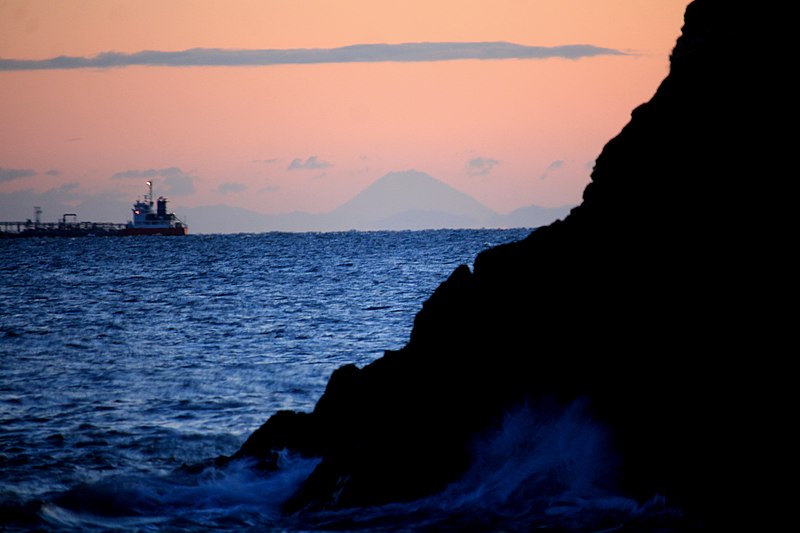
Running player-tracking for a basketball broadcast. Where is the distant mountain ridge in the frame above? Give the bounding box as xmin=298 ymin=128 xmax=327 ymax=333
xmin=2 ymin=170 xmax=572 ymax=233
xmin=184 ymin=170 xmax=573 ymax=233
xmin=328 ymin=170 xmax=495 ymax=230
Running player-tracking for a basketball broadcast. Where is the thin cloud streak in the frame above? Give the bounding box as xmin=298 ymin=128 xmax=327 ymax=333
xmin=467 ymin=157 xmax=501 ymax=176
xmin=539 ymin=160 xmax=565 ymax=181
xmin=0 ymin=42 xmax=626 ymax=70
xmin=110 ymin=167 xmax=196 ymax=196
xmin=218 ymin=182 xmax=247 ymax=194
xmin=288 ymin=156 xmax=330 ymax=171
xmin=0 ymin=167 xmax=37 ymax=182
xmin=111 ymin=167 xmax=188 ymax=180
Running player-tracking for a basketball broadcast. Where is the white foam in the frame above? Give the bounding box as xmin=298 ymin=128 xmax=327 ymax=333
xmin=42 ymin=451 xmax=320 ymax=530
xmin=294 ymin=399 xmax=679 ymax=531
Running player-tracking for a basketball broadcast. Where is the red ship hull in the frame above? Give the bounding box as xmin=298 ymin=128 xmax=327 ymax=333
xmin=119 ymin=226 xmax=188 ymax=236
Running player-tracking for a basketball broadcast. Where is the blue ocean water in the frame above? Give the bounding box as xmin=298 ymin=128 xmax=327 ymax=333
xmin=1 ymin=230 xmax=679 ymax=531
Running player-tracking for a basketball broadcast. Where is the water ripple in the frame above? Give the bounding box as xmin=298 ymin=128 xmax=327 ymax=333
xmin=0 ymin=229 xmax=530 ymax=506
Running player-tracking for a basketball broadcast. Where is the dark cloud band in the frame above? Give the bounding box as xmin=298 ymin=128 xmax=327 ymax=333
xmin=0 ymin=42 xmax=625 ymax=70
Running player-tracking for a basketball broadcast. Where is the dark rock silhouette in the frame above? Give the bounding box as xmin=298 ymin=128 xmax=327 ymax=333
xmin=234 ymin=0 xmax=774 ymax=526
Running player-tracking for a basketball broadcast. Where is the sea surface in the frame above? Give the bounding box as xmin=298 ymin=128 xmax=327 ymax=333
xmin=1 ymin=230 xmax=680 ymax=531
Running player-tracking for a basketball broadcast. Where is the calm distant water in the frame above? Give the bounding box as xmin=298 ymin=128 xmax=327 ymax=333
xmin=1 ymin=229 xmax=683 ymax=531
xmin=0 ymin=230 xmax=523 ymax=528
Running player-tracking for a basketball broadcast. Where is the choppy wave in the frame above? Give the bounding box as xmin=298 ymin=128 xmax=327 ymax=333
xmin=37 ymin=452 xmax=319 ymax=531
xmin=2 ymin=230 xmax=532 ymax=529
xmin=0 ymin=231 xmax=684 ymax=531
xmin=291 ymin=399 xmax=683 ymax=532
xmin=13 ymin=400 xmax=684 ymax=532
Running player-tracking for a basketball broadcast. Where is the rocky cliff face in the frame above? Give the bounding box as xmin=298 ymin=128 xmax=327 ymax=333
xmin=234 ymin=1 xmax=775 ymax=525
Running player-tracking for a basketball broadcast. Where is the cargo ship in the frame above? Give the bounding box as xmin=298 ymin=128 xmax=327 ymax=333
xmin=122 ymin=181 xmax=188 ymax=236
xmin=0 ymin=181 xmax=188 ymax=238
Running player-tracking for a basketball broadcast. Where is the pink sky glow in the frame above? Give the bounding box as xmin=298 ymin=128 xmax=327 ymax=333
xmin=1 ymin=0 xmax=691 ymax=225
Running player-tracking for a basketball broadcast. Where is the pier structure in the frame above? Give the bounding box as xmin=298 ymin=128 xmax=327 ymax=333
xmin=0 ymin=216 xmax=127 ymax=238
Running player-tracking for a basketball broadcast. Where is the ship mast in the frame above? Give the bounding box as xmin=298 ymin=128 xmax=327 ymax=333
xmin=146 ymin=180 xmax=154 ymax=208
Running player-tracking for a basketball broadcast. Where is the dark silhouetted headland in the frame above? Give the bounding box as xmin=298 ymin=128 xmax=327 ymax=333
xmin=233 ymin=1 xmax=777 ymax=528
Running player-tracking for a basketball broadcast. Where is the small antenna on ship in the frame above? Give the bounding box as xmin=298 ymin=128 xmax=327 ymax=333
xmin=146 ymin=180 xmax=154 ymax=207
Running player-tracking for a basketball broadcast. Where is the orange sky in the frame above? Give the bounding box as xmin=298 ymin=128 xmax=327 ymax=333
xmin=0 ymin=0 xmax=691 ymax=223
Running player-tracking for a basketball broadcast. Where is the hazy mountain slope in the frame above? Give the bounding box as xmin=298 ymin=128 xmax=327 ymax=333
xmin=183 ymin=171 xmax=572 ymax=233
xmin=327 ymin=170 xmax=495 ymax=230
